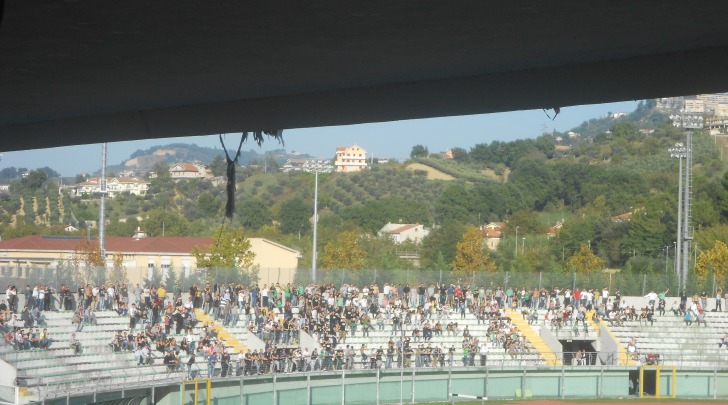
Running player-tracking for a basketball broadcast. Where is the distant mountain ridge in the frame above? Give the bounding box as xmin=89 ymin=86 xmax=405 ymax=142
xmin=105 ymin=143 xmax=307 ymax=176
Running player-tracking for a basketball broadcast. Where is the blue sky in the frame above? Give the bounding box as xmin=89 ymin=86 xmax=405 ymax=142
xmin=1 ymin=101 xmax=639 ymax=177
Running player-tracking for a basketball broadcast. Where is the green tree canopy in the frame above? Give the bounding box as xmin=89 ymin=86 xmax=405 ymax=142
xmin=319 ymin=230 xmax=366 ymax=270
xmin=410 ymin=144 xmax=429 ymax=158
xmin=278 ymin=197 xmax=311 ymax=234
xmin=452 ymin=225 xmax=496 ymax=273
xmin=193 ymin=225 xmax=256 ymax=269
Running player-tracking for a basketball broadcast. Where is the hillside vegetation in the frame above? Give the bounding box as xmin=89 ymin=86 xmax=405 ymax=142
xmin=1 ymin=100 xmax=728 ymax=286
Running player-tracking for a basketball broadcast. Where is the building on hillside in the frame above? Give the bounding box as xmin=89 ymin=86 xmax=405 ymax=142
xmin=684 ymin=98 xmax=704 ymax=113
xmin=63 ymin=224 xmax=79 ymax=233
xmin=334 ymin=145 xmax=367 ymax=173
xmin=482 ymin=228 xmax=502 ymax=251
xmin=442 ymin=149 xmax=454 ymax=159
xmin=547 ymin=221 xmax=564 ymax=238
xmin=169 ymin=163 xmax=208 ymax=179
xmin=281 ymin=158 xmax=308 ymax=173
xmin=481 ymin=222 xmax=505 ymax=250
xmin=483 ymin=222 xmax=506 ymax=231
xmin=611 ymin=212 xmax=633 ymax=223
xmin=0 ymin=235 xmax=301 ymax=286
xmin=698 ymin=93 xmax=728 ymax=113
xmin=378 ymin=223 xmax=429 ymax=244
xmin=715 ymin=104 xmax=728 ymax=117
xmin=117 ymin=170 xmax=136 ymax=178
xmin=75 ymin=177 xmax=149 ymax=198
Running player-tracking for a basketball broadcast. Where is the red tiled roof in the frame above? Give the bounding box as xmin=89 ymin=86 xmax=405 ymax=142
xmin=390 ymin=224 xmax=419 ymax=234
xmin=0 ymin=235 xmax=212 ymax=254
xmin=612 ymin=212 xmax=633 ymax=222
xmin=483 ymin=228 xmax=501 ymax=238
xmin=171 ymin=163 xmax=201 ymax=172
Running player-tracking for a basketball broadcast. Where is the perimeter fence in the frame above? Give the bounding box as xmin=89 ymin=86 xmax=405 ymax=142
xmin=1 ymin=265 xmax=726 ymax=304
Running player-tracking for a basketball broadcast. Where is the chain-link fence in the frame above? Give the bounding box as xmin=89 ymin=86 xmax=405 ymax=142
xmin=1 ymin=265 xmax=726 ymax=305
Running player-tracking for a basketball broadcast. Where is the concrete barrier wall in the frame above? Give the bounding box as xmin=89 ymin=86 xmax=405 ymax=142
xmin=149 ymin=367 xmax=727 ymax=405
xmin=38 ymin=367 xmax=728 ymax=405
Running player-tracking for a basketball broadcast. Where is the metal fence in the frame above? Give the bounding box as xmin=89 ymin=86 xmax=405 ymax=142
xmin=34 ymin=363 xmax=728 ymax=404
xmin=1 ymin=266 xmax=726 ymax=304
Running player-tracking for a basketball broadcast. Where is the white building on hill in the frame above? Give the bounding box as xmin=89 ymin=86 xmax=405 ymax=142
xmin=335 ymin=145 xmax=367 ymax=173
xmin=379 ymin=223 xmax=429 ymax=244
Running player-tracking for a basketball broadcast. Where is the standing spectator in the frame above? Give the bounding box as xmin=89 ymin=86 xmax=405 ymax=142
xmin=207 ymin=351 xmax=218 ymax=377
xmin=715 ymin=289 xmax=723 ymax=312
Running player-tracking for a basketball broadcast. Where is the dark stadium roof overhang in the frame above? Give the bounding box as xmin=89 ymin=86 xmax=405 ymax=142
xmin=2 ymin=2 xmax=728 ymax=151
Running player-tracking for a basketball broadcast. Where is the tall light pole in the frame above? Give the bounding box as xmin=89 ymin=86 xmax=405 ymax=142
xmin=669 ymin=142 xmax=686 ymax=291
xmin=303 ymin=159 xmax=333 ymax=284
xmin=99 ymin=143 xmax=107 ymax=262
xmin=670 ymin=109 xmax=697 ymax=293
xmin=681 ymin=132 xmax=694 ymax=291
xmin=514 ymin=226 xmax=519 ymax=257
xmin=522 ymin=237 xmax=525 ymax=255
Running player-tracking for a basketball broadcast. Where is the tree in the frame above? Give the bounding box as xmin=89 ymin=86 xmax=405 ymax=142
xmin=107 ymin=253 xmax=128 ymax=285
xmin=238 ymin=198 xmax=273 ymax=231
xmin=450 ymin=147 xmax=468 ymax=161
xmin=20 ymin=170 xmax=48 ymax=191
xmin=435 ymin=183 xmax=471 ymax=223
xmin=71 ymin=235 xmax=106 ymax=284
xmin=197 ymin=192 xmax=219 ymax=217
xmin=410 ymin=144 xmax=429 ymax=158
xmin=319 ymin=231 xmax=366 ymax=270
xmin=144 ymin=210 xmax=190 ymax=237
xmin=508 ymin=210 xmax=546 ymax=236
xmin=192 ymin=225 xmax=259 ymax=284
xmin=420 ymin=222 xmax=466 ymax=270
xmin=567 ymin=244 xmax=605 ymax=273
xmin=278 ymin=197 xmax=311 ymax=234
xmin=452 ymin=225 xmax=496 ymax=273
xmin=695 ymin=240 xmax=728 ymax=284
xmin=209 ymin=155 xmax=227 ymax=177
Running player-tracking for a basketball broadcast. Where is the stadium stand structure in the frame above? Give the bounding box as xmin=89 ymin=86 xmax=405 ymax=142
xmin=3 ymin=294 xmax=728 ymax=403
xmin=608 ymin=310 xmax=728 ymax=367
xmin=0 ymin=310 xmax=244 ymax=402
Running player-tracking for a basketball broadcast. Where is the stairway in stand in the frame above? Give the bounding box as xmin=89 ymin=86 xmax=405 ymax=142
xmin=194 ymin=309 xmax=248 ymax=353
xmin=505 ymin=309 xmax=562 ymax=366
xmin=592 ymin=314 xmax=634 ymax=366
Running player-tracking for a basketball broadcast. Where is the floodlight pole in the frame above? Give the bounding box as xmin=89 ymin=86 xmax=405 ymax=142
xmin=304 ymin=159 xmax=333 ymax=284
xmin=99 ymin=143 xmax=107 ymax=262
xmin=312 ymin=171 xmax=319 ymax=283
xmin=669 ymin=142 xmax=686 ymax=292
xmin=681 ymin=132 xmax=693 ymax=291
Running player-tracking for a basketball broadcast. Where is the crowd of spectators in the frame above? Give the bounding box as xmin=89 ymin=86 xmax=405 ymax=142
xmin=3 ymin=280 xmax=728 ymax=378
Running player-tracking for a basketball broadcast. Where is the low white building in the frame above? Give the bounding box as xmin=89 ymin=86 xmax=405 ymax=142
xmin=169 ymin=163 xmax=208 ymax=179
xmin=379 ymin=223 xmax=429 ymax=244
xmin=76 ymin=177 xmax=149 ymax=198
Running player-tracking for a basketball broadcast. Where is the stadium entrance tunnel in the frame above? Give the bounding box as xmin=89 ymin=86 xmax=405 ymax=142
xmin=559 ymin=339 xmax=597 ymax=365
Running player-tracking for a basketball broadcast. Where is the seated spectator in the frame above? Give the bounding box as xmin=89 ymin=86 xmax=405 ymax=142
xmin=163 ymin=350 xmax=179 ymax=372
xmin=719 ymin=333 xmax=728 ymax=349
xmin=72 ymin=310 xmax=83 ymax=332
xmin=116 ymin=302 xmax=128 ymax=316
xmin=671 ymin=301 xmax=680 ymax=316
xmin=38 ymin=328 xmax=50 ymax=349
xmin=69 ymin=332 xmax=81 ymax=354
xmin=0 ymin=300 xmax=9 ymax=322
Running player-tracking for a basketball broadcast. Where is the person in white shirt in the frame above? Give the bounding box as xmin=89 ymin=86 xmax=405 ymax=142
xmin=91 ymin=286 xmax=100 ymax=310
xmin=645 ymin=291 xmax=658 ymax=309
xmin=37 ymin=288 xmax=45 ymax=311
xmin=107 ymin=286 xmax=115 ymax=310
xmin=479 ymin=344 xmax=489 ymax=366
